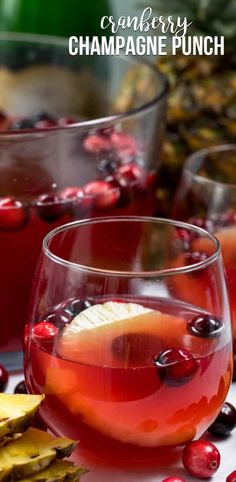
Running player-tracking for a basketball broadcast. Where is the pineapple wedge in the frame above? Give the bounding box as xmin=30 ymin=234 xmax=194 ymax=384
xmin=0 ymin=394 xmax=44 ymax=440
xmin=0 ymin=433 xmax=22 ymax=448
xmin=19 ymin=461 xmax=87 ymax=482
xmin=0 ymin=427 xmax=77 ymax=481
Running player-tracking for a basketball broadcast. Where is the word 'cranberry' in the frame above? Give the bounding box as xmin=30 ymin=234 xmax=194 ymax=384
xmin=188 ymin=315 xmax=223 ymax=338
xmin=182 ymin=440 xmax=220 ymax=479
xmin=153 ymin=348 xmax=199 ymax=386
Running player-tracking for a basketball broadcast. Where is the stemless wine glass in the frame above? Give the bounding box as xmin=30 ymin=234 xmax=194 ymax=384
xmin=173 ymin=144 xmax=236 ymax=365
xmin=24 ymin=217 xmax=232 ymax=468
xmin=0 ymin=33 xmax=168 ymax=370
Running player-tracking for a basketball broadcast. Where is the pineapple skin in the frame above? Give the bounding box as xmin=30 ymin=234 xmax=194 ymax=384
xmin=0 ymin=428 xmax=77 ymax=482
xmin=19 ymin=461 xmax=87 ymax=482
xmin=0 ymin=395 xmax=44 ymax=440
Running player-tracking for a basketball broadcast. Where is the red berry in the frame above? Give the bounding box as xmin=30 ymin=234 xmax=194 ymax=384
xmin=182 ymin=440 xmax=220 ymax=479
xmin=60 ymin=187 xmax=84 ymax=200
xmin=36 ymin=194 xmax=64 ymax=222
xmin=161 ymin=478 xmax=186 ymax=482
xmin=110 ymin=132 xmax=137 ymax=158
xmin=227 ymin=470 xmax=236 ymax=482
xmin=83 ymin=134 xmax=111 ymax=153
xmin=58 ymin=117 xmax=77 ymax=127
xmin=34 ymin=321 xmax=58 ymax=342
xmin=153 ymin=348 xmax=199 ymax=386
xmin=115 ymin=163 xmax=144 ymax=186
xmin=0 ymin=196 xmax=29 ymax=231
xmin=84 ymin=180 xmax=120 ymax=210
xmin=208 ymin=402 xmax=236 ymax=436
xmin=0 ymin=364 xmax=9 ymax=392
xmin=188 ymin=315 xmax=223 ymax=338
xmin=14 ymin=380 xmax=27 ymax=394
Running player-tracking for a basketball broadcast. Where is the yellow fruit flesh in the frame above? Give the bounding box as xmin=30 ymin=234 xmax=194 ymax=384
xmin=0 ymin=394 xmax=44 ymax=440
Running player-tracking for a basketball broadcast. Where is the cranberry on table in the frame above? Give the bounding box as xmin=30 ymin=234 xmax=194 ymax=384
xmin=0 ymin=196 xmax=29 ymax=231
xmin=227 ymin=470 xmax=236 ymax=482
xmin=161 ymin=478 xmax=186 ymax=482
xmin=35 ymin=194 xmax=64 ymax=222
xmin=182 ymin=440 xmax=220 ymax=479
xmin=14 ymin=380 xmax=27 ymax=394
xmin=34 ymin=321 xmax=58 ymax=343
xmin=187 ymin=314 xmax=223 ymax=338
xmin=153 ymin=348 xmax=199 ymax=386
xmin=0 ymin=364 xmax=9 ymax=392
xmin=84 ymin=180 xmax=120 ymax=210
xmin=208 ymin=402 xmax=236 ymax=436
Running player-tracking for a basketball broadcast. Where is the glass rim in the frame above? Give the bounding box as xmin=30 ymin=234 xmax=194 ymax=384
xmin=0 ymin=32 xmax=168 ymax=138
xmin=184 ymin=144 xmax=236 ymax=189
xmin=43 ymin=216 xmax=221 ymax=278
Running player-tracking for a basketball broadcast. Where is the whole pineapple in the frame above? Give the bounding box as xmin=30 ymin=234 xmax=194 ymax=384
xmin=154 ymin=0 xmax=236 ymax=214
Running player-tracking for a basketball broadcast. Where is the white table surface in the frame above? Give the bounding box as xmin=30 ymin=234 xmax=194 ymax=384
xmin=7 ymin=374 xmax=236 ymax=482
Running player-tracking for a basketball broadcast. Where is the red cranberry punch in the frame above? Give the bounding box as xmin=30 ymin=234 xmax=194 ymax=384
xmin=173 ymin=145 xmax=236 ymax=368
xmin=24 ymin=217 xmax=232 ymax=467
xmin=0 ymin=34 xmax=167 ymax=370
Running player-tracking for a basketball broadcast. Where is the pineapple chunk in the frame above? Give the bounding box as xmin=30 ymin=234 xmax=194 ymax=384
xmin=19 ymin=461 xmax=87 ymax=482
xmin=0 ymin=434 xmax=22 ymax=448
xmin=0 ymin=427 xmax=76 ymax=481
xmin=0 ymin=394 xmax=44 ymax=440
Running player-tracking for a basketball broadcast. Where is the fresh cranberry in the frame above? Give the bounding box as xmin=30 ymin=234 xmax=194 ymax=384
xmin=0 ymin=364 xmax=9 ymax=392
xmin=112 ymin=333 xmax=162 ymax=366
xmin=110 ymin=132 xmax=137 ymax=158
xmin=14 ymin=380 xmax=27 ymax=394
xmin=64 ymin=298 xmax=94 ymax=317
xmin=44 ymin=312 xmax=70 ymax=329
xmin=34 ymin=321 xmax=58 ymax=343
xmin=35 ymin=194 xmax=64 ymax=222
xmin=161 ymin=478 xmax=186 ymax=482
xmin=182 ymin=440 xmax=220 ymax=479
xmin=208 ymin=402 xmax=236 ymax=436
xmin=60 ymin=187 xmax=84 ymax=200
xmin=97 ymin=158 xmax=119 ymax=176
xmin=190 ymin=217 xmax=215 ymax=233
xmin=0 ymin=196 xmax=29 ymax=231
xmin=153 ymin=348 xmax=199 ymax=386
xmin=83 ymin=134 xmax=111 ymax=153
xmin=58 ymin=117 xmax=77 ymax=127
xmin=227 ymin=470 xmax=236 ymax=482
xmin=115 ymin=163 xmax=145 ymax=187
xmin=10 ymin=118 xmax=35 ymax=130
xmin=84 ymin=180 xmax=120 ymax=210
xmin=187 ymin=315 xmax=223 ymax=338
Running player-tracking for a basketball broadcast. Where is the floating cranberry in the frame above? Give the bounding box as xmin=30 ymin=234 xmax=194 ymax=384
xmin=0 ymin=196 xmax=29 ymax=231
xmin=184 ymin=251 xmax=208 ymax=267
xmin=45 ymin=312 xmax=70 ymax=329
xmin=58 ymin=117 xmax=77 ymax=127
xmin=106 ymin=175 xmax=134 ymax=208
xmin=161 ymin=478 xmax=186 ymax=482
xmin=84 ymin=180 xmax=120 ymax=210
xmin=182 ymin=440 xmax=220 ymax=479
xmin=110 ymin=132 xmax=137 ymax=158
xmin=34 ymin=321 xmax=58 ymax=343
xmin=115 ymin=163 xmax=145 ymax=187
xmin=10 ymin=118 xmax=36 ymax=130
xmin=153 ymin=348 xmax=199 ymax=386
xmin=14 ymin=380 xmax=27 ymax=394
xmin=208 ymin=402 xmax=236 ymax=436
xmin=0 ymin=364 xmax=9 ymax=392
xmin=227 ymin=470 xmax=236 ymax=482
xmin=35 ymin=194 xmax=64 ymax=222
xmin=60 ymin=187 xmax=84 ymax=200
xmin=187 ymin=315 xmax=223 ymax=338
xmin=112 ymin=333 xmax=162 ymax=366
xmin=97 ymin=158 xmax=119 ymax=176
xmin=64 ymin=298 xmax=94 ymax=317
xmin=83 ymin=134 xmax=111 ymax=153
